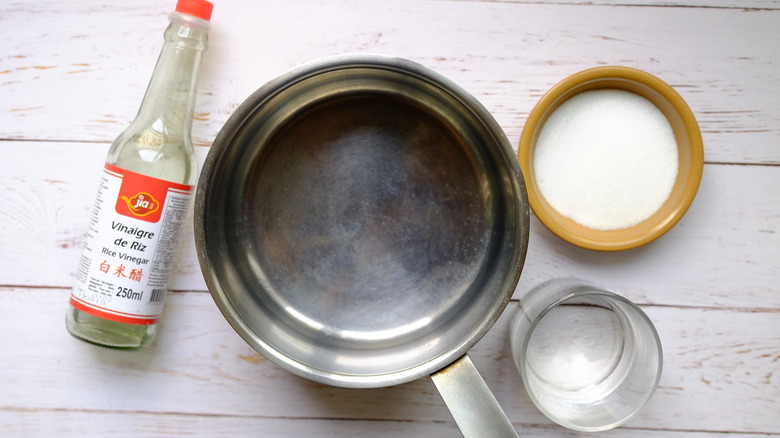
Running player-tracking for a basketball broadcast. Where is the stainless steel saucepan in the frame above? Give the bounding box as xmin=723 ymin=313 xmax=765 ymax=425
xmin=194 ymin=54 xmax=529 ymax=437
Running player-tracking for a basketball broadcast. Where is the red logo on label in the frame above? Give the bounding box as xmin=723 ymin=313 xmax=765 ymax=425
xmin=106 ymin=164 xmax=192 ymax=224
xmin=109 ymin=165 xmax=167 ymax=223
xmin=120 ymin=192 xmax=160 ymax=217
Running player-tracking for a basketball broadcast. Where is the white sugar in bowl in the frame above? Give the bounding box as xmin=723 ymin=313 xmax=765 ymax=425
xmin=518 ymin=66 xmax=703 ymax=251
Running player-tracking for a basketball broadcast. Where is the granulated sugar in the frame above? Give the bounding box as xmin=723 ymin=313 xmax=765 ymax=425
xmin=533 ymin=89 xmax=679 ymax=231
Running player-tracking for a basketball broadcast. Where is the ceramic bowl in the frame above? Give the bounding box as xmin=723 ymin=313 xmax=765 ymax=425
xmin=518 ymin=66 xmax=703 ymax=251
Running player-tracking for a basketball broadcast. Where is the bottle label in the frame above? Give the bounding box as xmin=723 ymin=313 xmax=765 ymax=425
xmin=70 ymin=164 xmax=193 ymax=325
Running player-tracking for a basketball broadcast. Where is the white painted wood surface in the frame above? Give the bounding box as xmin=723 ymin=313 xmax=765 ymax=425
xmin=1 ymin=0 xmax=778 ymax=437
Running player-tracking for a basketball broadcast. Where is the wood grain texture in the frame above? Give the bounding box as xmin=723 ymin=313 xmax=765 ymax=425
xmin=3 ymin=413 xmax=778 ymax=438
xmin=1 ymin=288 xmax=778 ymax=435
xmin=447 ymin=0 xmax=780 ymax=8
xmin=1 ymin=1 xmax=779 ymax=163
xmin=5 ymin=413 xmax=777 ymax=438
xmin=1 ymin=141 xmax=778 ymax=309
xmin=1 ymin=0 xmax=779 ymax=436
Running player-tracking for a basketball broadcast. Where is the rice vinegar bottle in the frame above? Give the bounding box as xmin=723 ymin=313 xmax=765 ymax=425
xmin=66 ymin=0 xmax=213 ymax=349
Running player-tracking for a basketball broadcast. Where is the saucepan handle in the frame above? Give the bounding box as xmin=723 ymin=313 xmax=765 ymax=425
xmin=430 ymin=354 xmax=519 ymax=438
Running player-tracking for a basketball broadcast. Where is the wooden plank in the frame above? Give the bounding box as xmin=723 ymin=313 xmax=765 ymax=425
xmin=2 ymin=411 xmax=778 ymax=438
xmin=1 ymin=1 xmax=779 ymax=164
xmin=0 ymin=411 xmax=463 ymax=438
xmin=449 ymin=0 xmax=780 ymax=8
xmin=1 ymin=288 xmax=778 ymax=434
xmin=1 ymin=141 xmax=778 ymax=309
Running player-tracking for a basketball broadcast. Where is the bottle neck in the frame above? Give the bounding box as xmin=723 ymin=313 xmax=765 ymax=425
xmin=132 ymin=13 xmax=209 ymax=139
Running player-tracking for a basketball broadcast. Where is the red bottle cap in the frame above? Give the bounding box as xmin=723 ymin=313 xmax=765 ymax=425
xmin=175 ymin=0 xmax=213 ymax=21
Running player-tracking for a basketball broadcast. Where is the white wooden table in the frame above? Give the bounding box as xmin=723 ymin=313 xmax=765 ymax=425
xmin=2 ymin=1 xmax=778 ymax=436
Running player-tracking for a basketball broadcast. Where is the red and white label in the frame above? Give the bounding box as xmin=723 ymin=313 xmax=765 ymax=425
xmin=70 ymin=164 xmax=193 ymax=325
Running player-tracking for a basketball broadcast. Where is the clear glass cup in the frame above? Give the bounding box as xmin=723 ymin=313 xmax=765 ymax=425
xmin=509 ymin=278 xmax=662 ymax=432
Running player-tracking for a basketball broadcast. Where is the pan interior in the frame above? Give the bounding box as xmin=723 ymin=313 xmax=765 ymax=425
xmin=201 ymin=66 xmax=522 ymax=385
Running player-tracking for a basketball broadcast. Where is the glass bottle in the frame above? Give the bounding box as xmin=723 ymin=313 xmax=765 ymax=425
xmin=66 ymin=0 xmax=213 ymax=349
